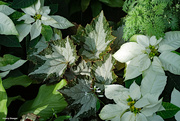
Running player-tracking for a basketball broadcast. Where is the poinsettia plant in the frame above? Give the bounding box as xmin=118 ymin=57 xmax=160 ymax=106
xmin=0 ymin=0 xmax=180 ymax=121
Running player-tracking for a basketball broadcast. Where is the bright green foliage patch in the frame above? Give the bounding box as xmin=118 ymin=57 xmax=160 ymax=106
xmin=123 ymin=0 xmax=180 ymax=40
xmin=41 ymin=25 xmax=53 ymax=42
xmin=0 ymin=78 xmax=7 ymax=121
xmin=18 ymin=79 xmax=68 ymax=120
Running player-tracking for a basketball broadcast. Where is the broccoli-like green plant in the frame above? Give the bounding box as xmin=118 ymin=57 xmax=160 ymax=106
xmin=123 ymin=0 xmax=180 ymax=40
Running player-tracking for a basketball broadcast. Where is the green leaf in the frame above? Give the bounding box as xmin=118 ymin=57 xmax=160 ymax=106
xmin=172 ymin=51 xmax=180 ymax=56
xmin=99 ymin=0 xmax=124 ymax=7
xmin=26 ymin=36 xmax=41 ymax=53
xmin=9 ymin=11 xmax=24 ymax=24
xmin=0 ymin=54 xmax=26 ymax=78
xmin=125 ymin=75 xmax=142 ymax=88
xmin=28 ymin=37 xmax=48 ymax=56
xmin=157 ymin=102 xmax=180 ymax=119
xmin=0 ymin=56 xmax=26 ymax=72
xmin=81 ymin=0 xmax=91 ymax=12
xmin=171 ymin=88 xmax=180 ymax=120
xmin=0 ymin=35 xmax=21 ymax=47
xmin=92 ymin=54 xmax=117 ymax=90
xmin=29 ymin=37 xmax=78 ymax=79
xmin=80 ymin=11 xmax=115 ymax=60
xmin=7 ymin=95 xmax=25 ymax=107
xmin=69 ymin=0 xmax=81 ymax=16
xmin=96 ymin=100 xmax=101 ymax=111
xmin=18 ymin=79 xmax=68 ymax=120
xmin=60 ymin=77 xmax=97 ymax=117
xmin=71 ymin=25 xmax=86 ymax=44
xmin=2 ymin=75 xmax=33 ymax=89
xmin=91 ymin=1 xmax=102 ymax=17
xmin=0 ymin=12 xmax=18 ymax=35
xmin=41 ymin=25 xmax=53 ymax=42
xmin=52 ymin=28 xmax=62 ymax=40
xmin=0 ymin=1 xmax=10 ymax=5
xmin=0 ymin=54 xmax=20 ymax=66
xmin=0 ymin=78 xmax=7 ymax=120
xmin=12 ymin=0 xmax=38 ymax=9
xmin=54 ymin=115 xmax=71 ymax=121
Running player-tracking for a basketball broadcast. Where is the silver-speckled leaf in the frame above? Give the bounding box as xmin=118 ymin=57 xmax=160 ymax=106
xmin=60 ymin=78 xmax=97 ymax=117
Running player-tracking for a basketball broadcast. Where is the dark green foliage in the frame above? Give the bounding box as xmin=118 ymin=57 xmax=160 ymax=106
xmin=12 ymin=0 xmax=38 ymax=9
xmin=0 ymin=35 xmax=21 ymax=47
xmin=125 ymin=75 xmax=142 ymax=88
xmin=49 ymin=4 xmax=59 ymax=15
xmin=99 ymin=0 xmax=124 ymax=8
xmin=81 ymin=0 xmax=91 ymax=12
xmin=91 ymin=1 xmax=102 ymax=17
xmin=157 ymin=102 xmax=180 ymax=119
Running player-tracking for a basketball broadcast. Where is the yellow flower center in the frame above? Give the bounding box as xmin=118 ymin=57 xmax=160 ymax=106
xmin=127 ymin=96 xmax=142 ymax=114
xmin=34 ymin=14 xmax=42 ymax=20
xmin=145 ymin=45 xmax=160 ymax=60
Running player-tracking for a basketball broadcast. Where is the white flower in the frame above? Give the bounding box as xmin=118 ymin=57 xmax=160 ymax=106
xmin=113 ymin=31 xmax=180 ymax=80
xmin=16 ymin=0 xmax=74 ymax=41
xmin=171 ymin=88 xmax=180 ymax=121
xmin=99 ymin=82 xmax=164 ymax=121
xmin=0 ymin=5 xmax=18 ymax=35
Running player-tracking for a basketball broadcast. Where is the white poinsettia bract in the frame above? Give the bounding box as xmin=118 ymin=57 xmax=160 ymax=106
xmin=16 ymin=0 xmax=74 ymax=41
xmin=99 ymin=82 xmax=164 ymax=121
xmin=171 ymin=88 xmax=180 ymax=121
xmin=0 ymin=5 xmax=18 ymax=35
xmin=113 ymin=31 xmax=180 ymax=80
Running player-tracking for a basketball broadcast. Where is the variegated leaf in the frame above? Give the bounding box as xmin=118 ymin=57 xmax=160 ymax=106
xmin=29 ymin=37 xmax=78 ymax=79
xmin=72 ymin=60 xmax=91 ymax=76
xmin=92 ymin=54 xmax=117 ymax=90
xmin=80 ymin=11 xmax=115 ymax=60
